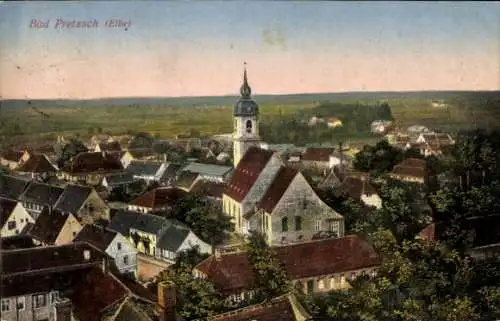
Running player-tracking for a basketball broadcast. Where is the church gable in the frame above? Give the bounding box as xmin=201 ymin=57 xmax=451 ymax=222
xmin=258 ymin=166 xmax=298 ymax=214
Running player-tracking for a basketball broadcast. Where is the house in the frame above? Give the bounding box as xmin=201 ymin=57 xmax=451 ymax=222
xmin=189 ymin=179 xmax=226 ymax=203
xmin=202 ymin=293 xmax=310 ymax=321
xmin=327 ymin=117 xmax=343 ymax=128
xmin=101 ymin=172 xmax=136 ymax=192
xmin=407 ymin=125 xmax=430 ymax=136
xmin=28 ymin=207 xmax=82 ymax=246
xmin=59 ymin=152 xmax=124 ymax=185
xmin=0 ymin=242 xmax=108 ymax=321
xmin=107 ymin=150 xmax=135 ymax=168
xmin=0 ymin=149 xmax=28 ymax=170
xmin=94 ymin=141 xmax=122 ymax=153
xmin=317 ymin=167 xmax=346 ymax=190
xmin=194 ymin=235 xmax=381 ymax=302
xmin=301 ymin=147 xmax=334 ymax=171
xmin=74 ymin=224 xmax=138 ymax=276
xmin=127 ymin=187 xmax=187 ymax=214
xmin=54 ymin=184 xmax=110 ymax=224
xmin=390 ymin=158 xmax=428 ymax=184
xmin=159 ymin=163 xmax=182 ymax=186
xmin=172 ymin=171 xmax=200 ymax=191
xmin=337 ymin=175 xmax=382 ymax=209
xmin=1 ymin=234 xmax=37 ymax=250
xmin=19 ymin=181 xmax=64 ymax=220
xmin=127 ymin=148 xmax=157 ymax=161
xmin=329 ymin=151 xmax=353 ymax=169
xmin=250 ymin=166 xmax=344 ymax=246
xmin=223 ymin=147 xmax=284 ymax=234
xmin=415 ymin=132 xmax=455 ymax=156
xmin=308 ymin=116 xmax=325 ymax=126
xmin=0 ymin=173 xmax=29 ymax=200
xmin=174 ymin=136 xmax=202 ymax=153
xmin=371 ymin=120 xmax=393 ymax=134
xmin=0 ymin=197 xmax=34 ymax=238
xmin=126 ymin=160 xmax=167 ymax=184
xmin=108 ymin=210 xmax=211 ymax=261
xmin=180 ymin=162 xmax=233 ymax=182
xmin=14 ymin=153 xmax=58 ymax=179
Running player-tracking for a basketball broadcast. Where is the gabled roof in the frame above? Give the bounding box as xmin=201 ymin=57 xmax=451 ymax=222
xmin=108 ymin=210 xmax=170 ymax=236
xmin=104 ymin=172 xmax=135 ymax=185
xmin=0 ymin=150 xmax=24 ymax=162
xmin=196 ymin=235 xmax=381 ymax=293
xmin=130 ymin=187 xmax=187 ymax=209
xmin=160 ymin=163 xmax=182 ymax=182
xmin=73 ymin=224 xmax=118 ymax=252
xmin=63 ymin=152 xmax=123 ymax=174
xmin=0 ymin=174 xmax=29 ymax=199
xmin=54 ymin=184 xmax=94 ymax=214
xmin=391 ymin=158 xmax=427 ymax=179
xmin=28 ymin=207 xmax=72 ymax=244
xmin=1 ymin=242 xmax=106 ymax=277
xmin=70 ymin=268 xmax=130 ymax=321
xmin=0 ymin=235 xmax=36 ymax=250
xmin=127 ymin=161 xmax=163 ymax=177
xmin=258 ymin=166 xmax=298 ymax=213
xmin=224 ymin=147 xmax=274 ymax=202
xmin=172 ymin=170 xmax=199 ymax=190
xmin=108 ymin=296 xmax=158 ymax=321
xmin=189 ymin=180 xmax=227 ymax=199
xmin=205 ymin=294 xmax=302 ymax=321
xmin=302 ymin=147 xmax=334 ymax=162
xmin=98 ymin=141 xmax=122 ymax=152
xmin=0 ymin=197 xmax=18 ymax=227
xmin=15 ymin=154 xmax=57 ymax=173
xmin=156 ymin=224 xmax=191 ymax=252
xmin=182 ymin=162 xmax=232 ymax=177
xmin=19 ymin=181 xmax=64 ymax=206
xmin=338 ymin=176 xmax=378 ymax=200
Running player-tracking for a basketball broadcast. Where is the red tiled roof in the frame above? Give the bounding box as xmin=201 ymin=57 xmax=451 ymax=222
xmin=16 ymin=154 xmax=57 ymax=173
xmin=258 ymin=166 xmax=298 ymax=213
xmin=338 ymin=176 xmax=378 ymax=199
xmin=70 ymin=268 xmax=129 ymax=321
xmin=196 ymin=235 xmax=381 ymax=293
xmin=417 ymin=223 xmax=436 ymax=241
xmin=64 ymin=152 xmax=123 ymax=174
xmin=391 ymin=165 xmax=426 ymax=179
xmin=207 ymin=295 xmax=298 ymax=321
xmin=302 ymin=148 xmax=334 ymax=162
xmin=130 ymin=187 xmax=187 ymax=209
xmin=224 ymin=147 xmax=274 ymax=202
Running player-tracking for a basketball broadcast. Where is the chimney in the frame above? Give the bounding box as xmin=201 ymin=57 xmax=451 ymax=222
xmin=53 ymin=298 xmax=72 ymax=321
xmin=158 ymin=281 xmax=177 ymax=321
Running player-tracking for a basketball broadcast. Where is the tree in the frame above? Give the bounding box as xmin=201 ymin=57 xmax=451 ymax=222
xmin=246 ymin=232 xmax=290 ymax=301
xmin=353 ymin=140 xmax=404 ymax=174
xmin=129 ymin=132 xmax=154 ymax=149
xmin=57 ymin=138 xmax=88 ymax=168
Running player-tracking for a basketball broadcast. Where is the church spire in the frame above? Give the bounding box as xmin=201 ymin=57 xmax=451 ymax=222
xmin=240 ymin=62 xmax=252 ymax=97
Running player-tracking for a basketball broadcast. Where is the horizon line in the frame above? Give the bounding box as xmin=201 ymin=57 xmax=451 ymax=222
xmin=2 ymin=89 xmax=499 ymax=101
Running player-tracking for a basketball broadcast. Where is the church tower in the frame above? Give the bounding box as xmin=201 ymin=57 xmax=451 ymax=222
xmin=232 ymin=63 xmax=261 ymax=167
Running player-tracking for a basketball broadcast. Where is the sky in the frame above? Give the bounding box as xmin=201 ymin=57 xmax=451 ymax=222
xmin=0 ymin=1 xmax=499 ymax=99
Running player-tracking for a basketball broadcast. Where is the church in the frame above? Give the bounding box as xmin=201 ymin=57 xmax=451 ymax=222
xmin=222 ymin=65 xmax=345 ymax=246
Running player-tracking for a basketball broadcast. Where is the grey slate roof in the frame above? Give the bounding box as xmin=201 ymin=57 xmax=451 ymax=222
xmin=181 ymin=162 xmax=232 ymax=177
xmin=104 ymin=172 xmax=135 ymax=185
xmin=19 ymin=182 xmax=64 ymax=206
xmin=0 ymin=197 xmax=18 ymax=227
xmin=108 ymin=210 xmax=169 ymax=236
xmin=73 ymin=224 xmax=117 ymax=252
xmin=160 ymin=163 xmax=182 ymax=182
xmin=0 ymin=174 xmax=29 ymax=200
xmin=127 ymin=161 xmax=162 ymax=177
xmin=54 ymin=184 xmax=93 ymax=214
xmin=156 ymin=224 xmax=191 ymax=252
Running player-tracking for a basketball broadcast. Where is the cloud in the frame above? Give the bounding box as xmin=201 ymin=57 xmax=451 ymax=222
xmin=262 ymin=25 xmax=286 ymax=50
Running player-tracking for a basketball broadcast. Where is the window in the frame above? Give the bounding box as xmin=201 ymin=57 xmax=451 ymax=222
xmin=123 ymin=255 xmax=129 ymax=265
xmin=329 ymin=220 xmax=339 ymax=233
xmin=50 ymin=292 xmax=59 ymax=304
xmin=117 ymin=242 xmax=122 ymax=251
xmin=315 ymin=220 xmax=321 ymax=231
xmin=1 ymin=299 xmax=10 ymax=312
xmin=281 ymin=217 xmax=288 ymax=232
xmin=318 ymin=279 xmax=325 ymax=290
xmin=295 ymin=216 xmax=302 ymax=231
xmin=245 ymin=120 xmax=252 ymax=133
xmin=7 ymin=221 xmax=16 ymax=230
xmin=16 ymin=297 xmax=25 ymax=311
xmin=32 ymin=294 xmax=46 ymax=308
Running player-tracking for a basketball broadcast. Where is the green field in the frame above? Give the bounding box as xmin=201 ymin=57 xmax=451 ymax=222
xmin=1 ymin=91 xmax=499 ymax=146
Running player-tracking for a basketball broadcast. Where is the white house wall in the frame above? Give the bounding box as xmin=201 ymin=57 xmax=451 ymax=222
xmin=177 ymin=231 xmax=213 ymax=255
xmin=106 ymin=233 xmax=138 ymax=276
xmin=0 ymin=203 xmax=35 ymax=238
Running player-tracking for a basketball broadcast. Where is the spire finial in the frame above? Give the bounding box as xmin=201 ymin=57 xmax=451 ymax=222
xmin=240 ymin=62 xmax=251 ymax=97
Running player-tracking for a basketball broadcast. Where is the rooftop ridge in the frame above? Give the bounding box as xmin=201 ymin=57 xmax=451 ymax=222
xmin=204 ymin=294 xmax=291 ymax=320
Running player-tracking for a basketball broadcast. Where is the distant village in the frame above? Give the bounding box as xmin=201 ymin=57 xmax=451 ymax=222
xmin=0 ymin=69 xmax=489 ymax=321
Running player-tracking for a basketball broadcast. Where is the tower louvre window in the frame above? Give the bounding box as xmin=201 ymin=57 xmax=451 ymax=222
xmin=246 ymin=120 xmax=252 ymax=133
